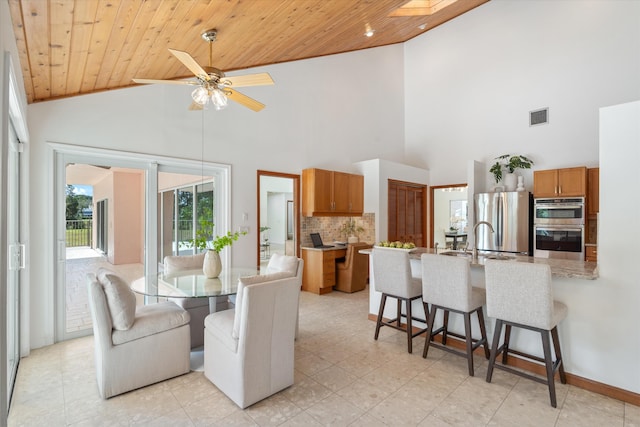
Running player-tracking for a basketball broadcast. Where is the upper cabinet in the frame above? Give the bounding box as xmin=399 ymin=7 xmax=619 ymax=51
xmin=302 ymin=168 xmax=364 ymax=216
xmin=533 ymin=167 xmax=587 ymax=198
xmin=587 ymin=167 xmax=600 ymax=216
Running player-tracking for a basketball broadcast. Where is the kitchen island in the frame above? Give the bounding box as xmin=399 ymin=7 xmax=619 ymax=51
xmin=362 ymin=247 xmax=622 ymax=401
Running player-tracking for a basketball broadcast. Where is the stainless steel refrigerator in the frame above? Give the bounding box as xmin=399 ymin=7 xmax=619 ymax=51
xmin=474 ymin=191 xmax=532 ymax=255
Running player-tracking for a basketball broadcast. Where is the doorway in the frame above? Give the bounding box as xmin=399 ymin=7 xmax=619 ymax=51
xmin=430 ymin=184 xmax=468 ymax=249
xmin=257 ymin=171 xmax=300 ymax=268
xmin=387 ymin=180 xmax=427 ymax=247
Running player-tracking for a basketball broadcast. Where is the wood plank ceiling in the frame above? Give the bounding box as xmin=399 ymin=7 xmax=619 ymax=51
xmin=9 ymin=0 xmax=488 ymax=104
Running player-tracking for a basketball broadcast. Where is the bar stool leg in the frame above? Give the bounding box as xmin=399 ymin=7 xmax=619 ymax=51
xmin=463 ymin=312 xmax=474 ymax=376
xmin=442 ymin=311 xmax=450 ymax=345
xmin=486 ymin=319 xmax=503 ymax=383
xmin=406 ymin=298 xmax=413 ymax=353
xmin=541 ymin=329 xmax=558 ymax=408
xmin=422 ymin=305 xmax=438 ymax=359
xmin=551 ymin=327 xmax=567 ymax=384
xmin=374 ymin=294 xmax=387 ymax=341
xmin=476 ymin=308 xmax=490 ymax=359
xmin=396 ymin=299 xmax=402 ymax=328
xmin=502 ymin=324 xmax=512 ymax=364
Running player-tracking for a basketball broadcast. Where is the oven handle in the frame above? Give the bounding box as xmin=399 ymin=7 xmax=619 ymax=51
xmin=535 ymin=205 xmax=584 ymax=210
xmin=535 ymin=226 xmax=583 ymax=232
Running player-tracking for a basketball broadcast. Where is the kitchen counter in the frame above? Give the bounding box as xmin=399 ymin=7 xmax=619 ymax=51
xmin=360 ymin=247 xmax=598 ymax=280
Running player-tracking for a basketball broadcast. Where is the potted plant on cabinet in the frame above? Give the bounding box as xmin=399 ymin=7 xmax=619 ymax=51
xmin=490 ymin=154 xmax=534 ymax=191
xmin=187 ymin=218 xmax=247 ymax=278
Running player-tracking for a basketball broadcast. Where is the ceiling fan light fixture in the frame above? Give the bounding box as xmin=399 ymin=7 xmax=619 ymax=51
xmin=210 ymin=88 xmax=228 ymax=110
xmin=192 ymin=86 xmax=209 ymax=105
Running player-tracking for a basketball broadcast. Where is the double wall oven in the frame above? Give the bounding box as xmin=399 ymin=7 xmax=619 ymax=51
xmin=533 ymin=197 xmax=585 ymax=260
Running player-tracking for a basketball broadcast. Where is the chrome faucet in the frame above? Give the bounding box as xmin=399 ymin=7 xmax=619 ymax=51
xmin=472 ymin=221 xmax=495 ymax=260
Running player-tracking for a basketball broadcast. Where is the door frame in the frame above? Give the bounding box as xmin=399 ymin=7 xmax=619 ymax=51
xmin=256 ymin=170 xmax=300 ymax=267
xmin=429 ymin=183 xmax=468 ymax=248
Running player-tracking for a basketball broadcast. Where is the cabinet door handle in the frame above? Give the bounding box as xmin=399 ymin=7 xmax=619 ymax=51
xmin=559 ymin=186 xmax=562 ymax=194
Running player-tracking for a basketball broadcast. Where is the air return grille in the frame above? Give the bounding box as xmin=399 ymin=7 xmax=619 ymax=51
xmin=530 ymin=108 xmax=549 ymax=126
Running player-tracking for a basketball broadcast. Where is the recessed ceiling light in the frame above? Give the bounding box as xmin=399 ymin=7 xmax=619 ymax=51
xmin=364 ymin=24 xmax=375 ymax=37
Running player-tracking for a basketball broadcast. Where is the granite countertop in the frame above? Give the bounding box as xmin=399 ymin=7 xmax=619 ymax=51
xmin=360 ymin=247 xmax=599 ymax=280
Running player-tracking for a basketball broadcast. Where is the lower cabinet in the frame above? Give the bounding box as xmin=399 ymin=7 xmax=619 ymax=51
xmin=585 ymin=246 xmax=597 ymax=262
xmin=301 ymin=247 xmax=347 ymax=294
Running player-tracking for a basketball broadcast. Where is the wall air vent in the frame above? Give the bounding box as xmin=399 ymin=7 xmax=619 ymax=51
xmin=530 ymin=108 xmax=549 ymax=126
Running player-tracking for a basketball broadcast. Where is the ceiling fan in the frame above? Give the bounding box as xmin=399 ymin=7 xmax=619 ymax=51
xmin=132 ymin=29 xmax=274 ymax=112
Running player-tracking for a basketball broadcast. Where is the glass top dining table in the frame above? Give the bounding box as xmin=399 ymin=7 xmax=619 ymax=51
xmin=130 ymin=267 xmax=260 ymax=298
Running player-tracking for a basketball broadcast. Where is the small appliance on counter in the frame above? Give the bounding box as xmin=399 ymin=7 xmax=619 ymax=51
xmin=474 ymin=191 xmax=532 ymax=255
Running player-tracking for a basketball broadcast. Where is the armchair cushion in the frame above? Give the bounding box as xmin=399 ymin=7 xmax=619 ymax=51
xmin=205 ymin=309 xmax=237 ymax=353
xmin=112 ymin=301 xmax=190 ymax=345
xmin=232 ymin=271 xmax=292 ymax=339
xmin=97 ymin=270 xmax=136 ymax=331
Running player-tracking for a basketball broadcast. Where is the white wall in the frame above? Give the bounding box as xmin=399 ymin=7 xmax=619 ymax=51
xmin=404 ymin=0 xmax=640 ymax=186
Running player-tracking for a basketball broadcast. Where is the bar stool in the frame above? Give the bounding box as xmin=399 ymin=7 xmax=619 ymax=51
xmin=372 ymin=247 xmax=428 ymax=353
xmin=484 ymin=260 xmax=568 ymax=408
xmin=421 ymin=253 xmax=489 ymax=376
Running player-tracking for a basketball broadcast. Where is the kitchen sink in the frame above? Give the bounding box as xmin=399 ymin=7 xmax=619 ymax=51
xmin=485 ymin=254 xmax=514 ymax=260
xmin=440 ymin=251 xmax=471 ymax=257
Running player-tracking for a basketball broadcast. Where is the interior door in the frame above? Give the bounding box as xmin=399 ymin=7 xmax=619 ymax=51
xmin=388 ymin=180 xmax=426 ymax=247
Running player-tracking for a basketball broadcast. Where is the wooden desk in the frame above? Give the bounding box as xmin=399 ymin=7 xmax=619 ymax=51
xmin=301 ymin=246 xmax=347 ymax=294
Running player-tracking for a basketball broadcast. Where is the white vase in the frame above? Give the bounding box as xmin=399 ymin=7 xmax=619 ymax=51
xmin=347 ymin=235 xmax=359 ymax=244
xmin=503 ymin=173 xmax=517 ymax=191
xmin=516 ymin=175 xmax=525 ymax=191
xmin=203 ymin=250 xmax=222 ymax=278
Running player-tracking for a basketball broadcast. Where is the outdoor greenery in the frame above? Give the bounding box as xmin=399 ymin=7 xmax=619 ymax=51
xmin=186 ymin=217 xmax=247 ymax=253
xmin=65 ymin=185 xmax=92 ymax=221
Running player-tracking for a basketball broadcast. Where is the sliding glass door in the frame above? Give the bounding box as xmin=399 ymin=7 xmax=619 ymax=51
xmin=6 ymin=123 xmax=22 ymax=413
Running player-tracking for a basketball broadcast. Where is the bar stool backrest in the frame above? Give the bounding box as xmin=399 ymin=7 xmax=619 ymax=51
xmin=372 ymin=248 xmax=413 ymax=298
xmin=484 ymin=261 xmax=554 ymax=330
xmin=421 ymin=253 xmax=473 ymax=312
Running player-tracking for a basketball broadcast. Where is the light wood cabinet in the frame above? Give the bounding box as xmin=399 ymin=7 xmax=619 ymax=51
xmin=533 ymin=167 xmax=587 ymax=198
xmin=587 ymin=167 xmax=599 ymax=216
xmin=301 ymin=247 xmax=347 ymax=294
xmin=302 ymin=168 xmax=364 ymax=216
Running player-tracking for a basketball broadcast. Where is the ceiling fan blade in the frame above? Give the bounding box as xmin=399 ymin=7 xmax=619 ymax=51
xmin=132 ymin=78 xmax=197 ymax=86
xmin=226 ymin=89 xmax=266 ymax=112
xmin=168 ymin=48 xmax=210 ymax=80
xmin=188 ymin=102 xmax=204 ymax=111
xmin=223 ymin=73 xmax=274 ymax=88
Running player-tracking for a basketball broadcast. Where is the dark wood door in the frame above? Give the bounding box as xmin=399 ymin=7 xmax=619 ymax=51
xmin=388 ymin=180 xmax=427 ymax=247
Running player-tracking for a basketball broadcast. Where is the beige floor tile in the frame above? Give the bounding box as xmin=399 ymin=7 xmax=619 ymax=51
xmin=305 ymin=393 xmax=364 ymax=426
xmin=335 ymin=378 xmax=391 ymax=411
xmin=276 ymin=410 xmax=324 ymax=427
xmin=564 ymin=386 xmax=625 ymax=418
xmin=557 ymin=397 xmax=624 ymax=427
xmin=311 ymin=364 xmax=358 ymax=392
xmin=243 ymin=393 xmax=302 ymax=426
xmin=282 ymin=372 xmax=332 ymax=410
xmin=626 ymin=403 xmax=640 ymax=427
xmin=348 ymin=412 xmax=389 ymax=427
xmin=295 ymin=353 xmax=333 ymax=376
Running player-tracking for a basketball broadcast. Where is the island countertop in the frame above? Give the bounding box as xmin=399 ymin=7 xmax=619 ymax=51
xmin=360 ymin=247 xmax=599 ymax=280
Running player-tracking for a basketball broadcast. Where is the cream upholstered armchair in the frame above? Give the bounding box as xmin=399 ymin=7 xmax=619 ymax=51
xmin=203 ymin=257 xmax=303 ymax=408
xmin=87 ymin=268 xmax=191 ymax=399
xmin=164 ymin=253 xmax=209 ymax=348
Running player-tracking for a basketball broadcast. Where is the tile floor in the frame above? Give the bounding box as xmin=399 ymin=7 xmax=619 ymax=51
xmin=8 ymin=287 xmax=640 ymax=426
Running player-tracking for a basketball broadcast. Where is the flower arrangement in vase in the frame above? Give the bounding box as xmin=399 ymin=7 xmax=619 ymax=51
xmin=187 ymin=218 xmax=247 ymax=278
xmin=340 ymin=218 xmax=364 ymax=243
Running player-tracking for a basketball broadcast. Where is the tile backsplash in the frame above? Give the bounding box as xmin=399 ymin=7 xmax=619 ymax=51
xmin=301 ymin=213 xmax=375 ymax=247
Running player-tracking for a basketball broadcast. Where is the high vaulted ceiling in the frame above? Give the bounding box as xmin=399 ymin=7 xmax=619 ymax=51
xmin=9 ymin=0 xmax=488 ymax=104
